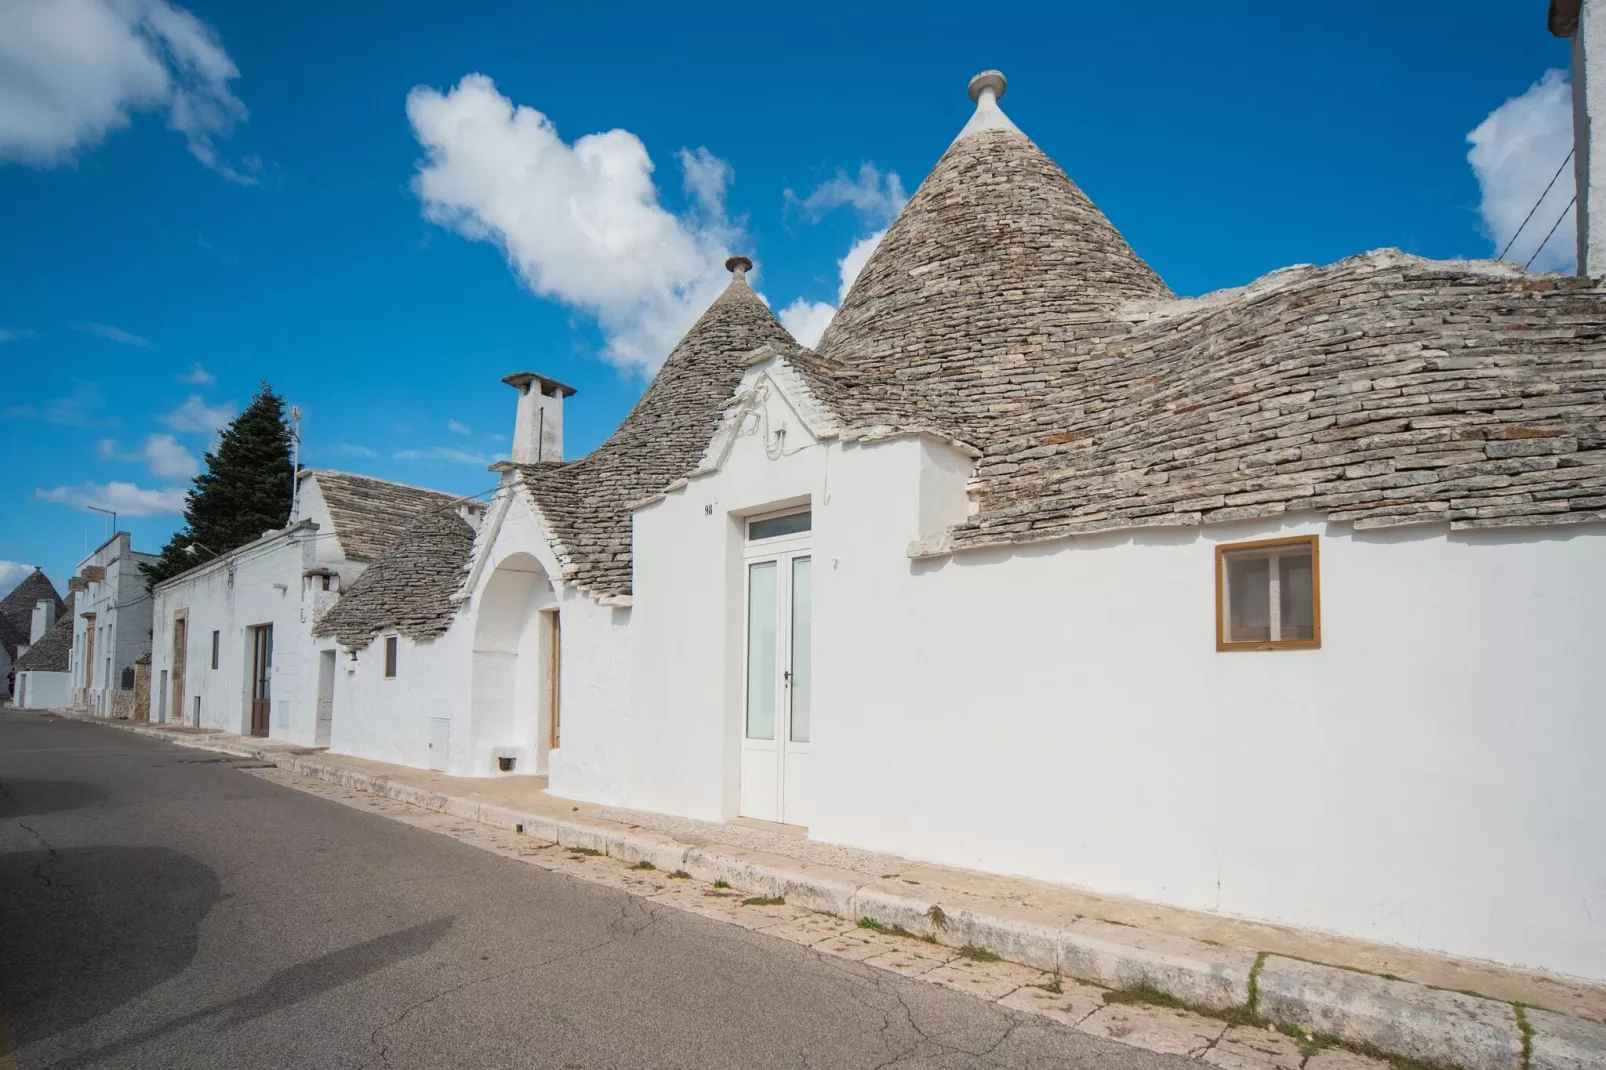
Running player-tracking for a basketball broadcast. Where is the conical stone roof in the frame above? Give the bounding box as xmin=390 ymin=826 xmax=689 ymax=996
xmin=817 ymin=73 xmax=1169 ymax=386
xmin=0 ymin=568 xmax=65 ymax=659
xmin=522 ymin=262 xmax=798 ymax=598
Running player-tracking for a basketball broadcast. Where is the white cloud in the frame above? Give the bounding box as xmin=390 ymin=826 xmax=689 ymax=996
xmin=679 ymin=146 xmax=731 ymax=216
xmin=334 ymin=442 xmax=378 ymax=458
xmin=446 ymin=419 xmax=472 ymax=436
xmin=71 ymin=321 xmax=150 ymax=346
xmin=406 ymin=74 xmax=740 ymax=374
xmin=35 ymin=381 xmax=114 ymax=428
xmin=0 ymin=328 xmax=36 ymax=343
xmin=777 ymin=299 xmax=835 ymax=349
xmin=0 ymin=0 xmax=253 ymax=181
xmin=1468 ymin=69 xmax=1577 ymax=272
xmin=0 ymin=561 xmax=35 ymax=598
xmin=36 ymin=480 xmax=186 ymax=517
xmin=395 ymin=446 xmax=491 ymax=465
xmin=139 ymin=433 xmax=200 ymax=479
xmin=777 ymin=227 xmax=891 ymax=346
xmin=162 ymin=395 xmax=235 ymax=434
xmin=785 ymin=163 xmax=907 ymax=224
xmin=95 ymin=433 xmax=202 ymax=479
xmin=178 ymin=362 xmax=215 ymax=385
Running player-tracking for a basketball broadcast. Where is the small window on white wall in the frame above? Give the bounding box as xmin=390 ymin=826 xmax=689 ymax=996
xmin=384 ymin=635 xmax=398 ymax=678
xmin=1216 ymin=536 xmax=1320 ymax=650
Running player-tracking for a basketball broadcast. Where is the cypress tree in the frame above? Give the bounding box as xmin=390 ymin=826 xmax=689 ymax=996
xmin=142 ymin=383 xmax=294 ymax=588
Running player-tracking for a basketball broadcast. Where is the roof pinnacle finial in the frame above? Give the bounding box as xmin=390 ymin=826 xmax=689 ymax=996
xmin=955 ymin=70 xmax=1021 ymax=143
xmin=967 ymin=70 xmax=1007 ymax=104
xmin=725 ymin=255 xmax=753 ymax=278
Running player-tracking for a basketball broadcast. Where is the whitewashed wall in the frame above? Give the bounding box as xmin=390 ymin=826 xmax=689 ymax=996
xmin=71 ymin=533 xmax=156 ymax=717
xmin=321 ymin=482 xmax=632 ymax=796
xmin=330 ymin=628 xmax=469 ymax=771
xmin=629 ymin=364 xmax=1606 ymax=983
xmin=150 ymin=527 xmax=328 ymax=742
xmin=14 ymin=669 xmax=71 ymax=709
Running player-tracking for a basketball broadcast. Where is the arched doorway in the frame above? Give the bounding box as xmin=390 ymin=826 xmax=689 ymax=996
xmin=469 ymin=553 xmax=558 ymax=775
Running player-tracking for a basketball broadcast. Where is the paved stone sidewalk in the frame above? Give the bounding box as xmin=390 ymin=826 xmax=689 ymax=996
xmin=44 ymin=711 xmax=1606 ymax=1070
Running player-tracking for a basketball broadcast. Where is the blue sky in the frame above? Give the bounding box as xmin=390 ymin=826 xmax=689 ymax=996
xmin=0 ymin=0 xmax=1579 ymax=594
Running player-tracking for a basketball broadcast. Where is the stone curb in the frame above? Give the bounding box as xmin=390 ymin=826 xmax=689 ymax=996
xmin=55 ymin=711 xmax=1606 ymax=1070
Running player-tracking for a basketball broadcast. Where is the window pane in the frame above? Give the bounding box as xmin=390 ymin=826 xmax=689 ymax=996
xmin=790 ymin=556 xmax=811 ymax=743
xmin=1225 ymin=552 xmax=1271 ymax=643
xmin=745 ymin=562 xmax=777 ymax=739
xmin=748 ymin=511 xmax=811 ymax=541
xmin=1279 ymin=551 xmax=1315 ymax=641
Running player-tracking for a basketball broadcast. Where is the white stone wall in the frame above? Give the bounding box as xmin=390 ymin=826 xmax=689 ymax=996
xmin=70 ymin=533 xmax=156 ymax=717
xmin=150 ymin=528 xmax=325 ymax=742
xmin=330 ymin=628 xmax=470 ymax=771
xmin=627 ymin=365 xmax=1606 ymax=983
xmin=14 ymin=669 xmax=72 ymax=709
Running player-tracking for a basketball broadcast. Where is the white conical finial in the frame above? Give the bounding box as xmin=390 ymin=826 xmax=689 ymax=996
xmin=955 ymin=69 xmax=1022 ymax=143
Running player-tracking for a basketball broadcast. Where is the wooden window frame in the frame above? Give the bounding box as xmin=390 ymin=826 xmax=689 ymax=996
xmin=1215 ymin=535 xmax=1321 ymax=652
xmin=383 ymin=635 xmax=399 ymax=679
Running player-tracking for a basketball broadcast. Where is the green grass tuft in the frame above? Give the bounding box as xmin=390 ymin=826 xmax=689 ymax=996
xmin=567 ymin=846 xmax=602 ymax=857
xmin=668 ymin=869 xmax=692 ymax=879
xmin=629 ymin=860 xmax=655 ymax=871
xmin=743 ymin=896 xmax=785 ymax=907
xmin=713 ymin=879 xmax=730 ymax=889
xmin=958 ymin=945 xmax=1000 ymax=963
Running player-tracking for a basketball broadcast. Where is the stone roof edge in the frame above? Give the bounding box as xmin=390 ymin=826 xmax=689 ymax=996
xmin=153 ymin=520 xmax=317 ymax=592
xmin=466 ymin=474 xmax=633 ymax=609
xmin=908 ymin=506 xmax=1606 ymax=561
xmin=1117 ymin=248 xmax=1530 ymax=327
xmin=300 ymin=467 xmax=462 ymax=499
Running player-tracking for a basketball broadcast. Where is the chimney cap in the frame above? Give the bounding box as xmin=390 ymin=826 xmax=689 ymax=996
xmin=725 ymin=255 xmax=753 ymax=276
xmin=501 ymin=371 xmax=577 ymax=397
xmin=967 ymin=70 xmax=1007 ymax=103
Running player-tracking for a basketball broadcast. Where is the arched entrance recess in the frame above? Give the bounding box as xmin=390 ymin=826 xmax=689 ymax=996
xmin=469 ymin=552 xmax=558 ymax=775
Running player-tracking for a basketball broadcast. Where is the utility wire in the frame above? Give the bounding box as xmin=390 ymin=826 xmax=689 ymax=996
xmin=1501 ymin=148 xmax=1574 ymax=262
xmin=1524 ymin=194 xmax=1578 ymax=271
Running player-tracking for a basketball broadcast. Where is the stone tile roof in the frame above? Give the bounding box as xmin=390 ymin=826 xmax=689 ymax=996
xmin=312 ymin=508 xmax=475 ymax=649
xmin=0 ymin=568 xmax=65 ymax=660
xmin=310 ymin=470 xmax=464 ymax=563
xmin=519 ymin=266 xmax=797 ymax=598
xmin=940 ymin=251 xmax=1606 ymax=550
xmin=795 ymin=77 xmax=1606 ymax=553
xmin=15 ymin=594 xmax=74 ymax=673
xmin=815 ymin=122 xmax=1170 ymax=402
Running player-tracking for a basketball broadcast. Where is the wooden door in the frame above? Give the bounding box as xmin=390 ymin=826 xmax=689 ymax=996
xmin=548 ymin=611 xmax=561 ymax=750
xmin=249 ymin=625 xmax=272 ymax=737
xmin=171 ymin=617 xmax=187 ymax=724
xmin=83 ymin=619 xmax=96 ymax=700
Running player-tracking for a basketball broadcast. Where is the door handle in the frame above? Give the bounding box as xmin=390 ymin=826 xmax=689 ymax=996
xmin=783 ymin=670 xmax=791 ymax=686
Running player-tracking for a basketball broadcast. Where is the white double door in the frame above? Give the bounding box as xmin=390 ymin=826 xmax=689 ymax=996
xmin=739 ymin=538 xmax=812 ymax=826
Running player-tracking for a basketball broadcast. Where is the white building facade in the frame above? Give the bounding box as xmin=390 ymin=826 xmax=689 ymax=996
xmin=69 ymin=533 xmax=156 ymax=718
xmin=297 ymin=59 xmax=1606 ymax=985
xmin=149 ymin=470 xmax=462 ymax=743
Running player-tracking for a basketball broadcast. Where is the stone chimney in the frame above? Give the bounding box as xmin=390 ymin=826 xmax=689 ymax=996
xmin=1552 ymin=0 xmax=1604 ymax=273
xmin=502 ymin=372 xmax=577 ymax=464
xmin=30 ymin=598 xmax=56 ymax=644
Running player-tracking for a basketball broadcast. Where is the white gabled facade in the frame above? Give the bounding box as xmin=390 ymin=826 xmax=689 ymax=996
xmin=70 ymin=532 xmax=157 ymax=718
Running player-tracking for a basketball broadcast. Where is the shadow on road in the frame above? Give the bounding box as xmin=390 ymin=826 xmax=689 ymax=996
xmin=42 ymin=916 xmax=457 ymax=1068
xmin=0 ymin=844 xmax=220 ymax=1044
xmin=0 ymin=777 xmax=107 ymax=819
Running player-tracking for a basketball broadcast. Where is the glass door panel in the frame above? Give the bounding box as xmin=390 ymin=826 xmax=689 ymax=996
xmin=789 ymin=556 xmax=811 ymax=743
xmin=745 ymin=561 xmax=777 ymax=740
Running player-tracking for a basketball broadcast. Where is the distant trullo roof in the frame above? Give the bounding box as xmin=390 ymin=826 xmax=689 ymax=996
xmin=0 ymin=568 xmax=66 ymax=660
xmin=519 ymin=260 xmax=799 ymax=598
xmin=16 ymin=594 xmax=74 ymax=673
xmin=313 ymin=506 xmax=475 ymax=649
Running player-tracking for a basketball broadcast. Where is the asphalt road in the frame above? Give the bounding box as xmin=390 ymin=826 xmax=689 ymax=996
xmin=0 ymin=709 xmax=1192 ymax=1069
